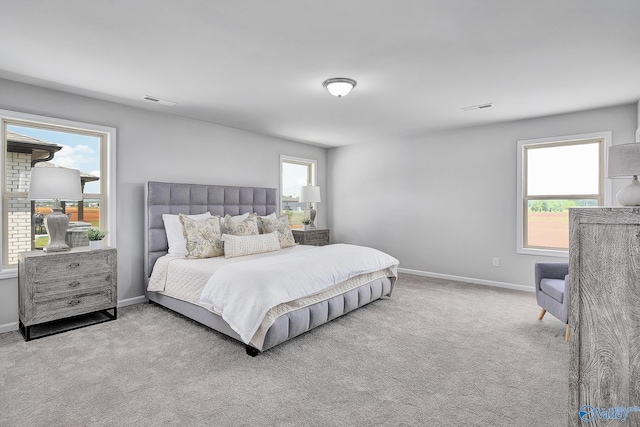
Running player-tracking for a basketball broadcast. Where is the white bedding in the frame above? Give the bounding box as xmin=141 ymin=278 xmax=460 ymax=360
xmin=199 ymin=244 xmax=399 ymax=345
xmin=147 ymin=245 xmax=314 ymax=295
xmin=148 ymin=244 xmax=399 ymax=349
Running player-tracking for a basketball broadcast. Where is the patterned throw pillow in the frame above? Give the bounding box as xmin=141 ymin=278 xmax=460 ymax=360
xmin=179 ymin=214 xmax=224 ymax=258
xmin=257 ymin=212 xmax=277 ymax=234
xmin=259 ymin=215 xmax=296 ymax=248
xmin=162 ymin=212 xmax=212 ymax=255
xmin=221 ymin=232 xmax=281 ymax=259
xmin=224 ymin=213 xmax=259 ymax=236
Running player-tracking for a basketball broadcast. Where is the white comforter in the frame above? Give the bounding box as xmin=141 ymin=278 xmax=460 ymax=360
xmin=198 ymin=243 xmax=399 ymax=345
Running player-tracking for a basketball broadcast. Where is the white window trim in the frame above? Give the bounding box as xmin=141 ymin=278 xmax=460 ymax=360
xmin=516 ymin=131 xmax=612 ymax=258
xmin=279 ymin=154 xmax=317 ymax=213
xmin=0 ymin=110 xmax=117 ymax=279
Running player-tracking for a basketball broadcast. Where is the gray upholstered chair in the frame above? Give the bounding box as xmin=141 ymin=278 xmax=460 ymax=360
xmin=535 ymin=262 xmax=569 ymax=342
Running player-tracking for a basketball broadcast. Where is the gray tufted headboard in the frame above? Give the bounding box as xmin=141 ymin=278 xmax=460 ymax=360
xmin=144 ymin=181 xmax=278 ymax=282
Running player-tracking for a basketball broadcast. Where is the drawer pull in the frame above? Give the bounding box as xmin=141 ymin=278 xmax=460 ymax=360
xmin=68 ymin=281 xmax=80 ymax=288
xmin=69 ymin=262 xmax=80 ymax=269
xmin=69 ymin=299 xmax=81 ymax=306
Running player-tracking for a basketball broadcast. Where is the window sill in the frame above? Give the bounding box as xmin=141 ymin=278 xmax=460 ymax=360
xmin=517 ymin=247 xmax=569 ymax=258
xmin=0 ymin=268 xmax=18 ymax=280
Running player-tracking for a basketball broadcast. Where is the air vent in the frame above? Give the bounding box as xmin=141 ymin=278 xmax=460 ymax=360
xmin=142 ymin=95 xmax=176 ymax=107
xmin=462 ymin=103 xmax=493 ymax=111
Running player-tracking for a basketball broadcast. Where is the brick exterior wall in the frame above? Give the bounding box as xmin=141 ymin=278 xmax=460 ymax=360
xmin=6 ymin=152 xmax=32 ymax=265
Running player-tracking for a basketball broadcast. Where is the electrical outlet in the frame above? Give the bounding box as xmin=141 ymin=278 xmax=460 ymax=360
xmin=492 ymin=257 xmax=500 ymax=267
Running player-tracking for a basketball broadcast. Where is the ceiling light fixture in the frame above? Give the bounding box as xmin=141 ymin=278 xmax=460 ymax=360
xmin=322 ymin=78 xmax=357 ymax=98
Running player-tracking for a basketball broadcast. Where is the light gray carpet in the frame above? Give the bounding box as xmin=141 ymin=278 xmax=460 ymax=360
xmin=0 ymin=273 xmax=568 ymax=426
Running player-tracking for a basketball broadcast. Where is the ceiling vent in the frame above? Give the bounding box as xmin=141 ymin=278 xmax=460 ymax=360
xmin=462 ymin=103 xmax=493 ymax=111
xmin=142 ymin=95 xmax=176 ymax=107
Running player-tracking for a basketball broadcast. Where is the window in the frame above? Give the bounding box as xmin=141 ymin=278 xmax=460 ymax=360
xmin=517 ymin=131 xmax=611 ymax=256
xmin=1 ymin=110 xmax=116 ymax=276
xmin=280 ymin=155 xmax=316 ymax=227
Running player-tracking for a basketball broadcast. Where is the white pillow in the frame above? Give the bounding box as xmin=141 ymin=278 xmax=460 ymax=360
xmin=221 ymin=231 xmax=281 ymax=259
xmin=163 ymin=212 xmax=211 ymax=255
xmin=220 ymin=212 xmax=250 ymax=234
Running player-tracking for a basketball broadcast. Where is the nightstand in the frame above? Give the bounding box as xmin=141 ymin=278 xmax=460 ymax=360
xmin=292 ymin=228 xmax=330 ymax=246
xmin=18 ymin=247 xmax=117 ymax=341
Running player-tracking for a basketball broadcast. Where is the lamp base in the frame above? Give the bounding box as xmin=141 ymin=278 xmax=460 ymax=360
xmin=616 ymin=177 xmax=640 ymax=206
xmin=309 ymin=207 xmax=317 ymax=229
xmin=43 ymin=207 xmax=71 ymax=252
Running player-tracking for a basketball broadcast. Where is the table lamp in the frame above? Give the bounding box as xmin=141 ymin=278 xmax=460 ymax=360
xmin=28 ymin=166 xmax=82 ymax=252
xmin=608 ymin=142 xmax=640 ymax=206
xmin=299 ymin=186 xmax=321 ymax=228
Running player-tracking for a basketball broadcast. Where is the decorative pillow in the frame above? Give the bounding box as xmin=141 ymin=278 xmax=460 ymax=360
xmin=259 ymin=215 xmax=296 ymax=248
xmin=163 ymin=212 xmax=212 ymax=255
xmin=224 ymin=213 xmax=259 ymax=236
xmin=220 ymin=212 xmax=250 ymax=234
xmin=257 ymin=212 xmax=277 ymax=233
xmin=179 ymin=214 xmax=224 ymax=258
xmin=221 ymin=232 xmax=281 ymax=259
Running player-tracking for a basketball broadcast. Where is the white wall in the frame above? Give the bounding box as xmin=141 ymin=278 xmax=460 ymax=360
xmin=327 ymin=103 xmax=637 ymax=290
xmin=0 ymin=78 xmax=327 ymax=331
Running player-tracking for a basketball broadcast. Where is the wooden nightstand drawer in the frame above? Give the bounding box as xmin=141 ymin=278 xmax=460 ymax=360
xmin=30 ymin=290 xmax=114 ymax=324
xmin=33 ymin=273 xmax=113 ymax=298
xmin=26 ymin=250 xmax=113 ymax=279
xmin=292 ymin=229 xmax=330 ymax=246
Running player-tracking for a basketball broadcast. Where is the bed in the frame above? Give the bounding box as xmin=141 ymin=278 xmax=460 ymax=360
xmin=144 ymin=181 xmax=398 ymax=356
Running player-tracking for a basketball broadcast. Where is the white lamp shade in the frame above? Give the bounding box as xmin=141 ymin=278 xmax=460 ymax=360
xmin=28 ymin=166 xmax=82 ymax=201
xmin=299 ymin=186 xmax=321 ymax=203
xmin=608 ymin=143 xmax=640 ymax=178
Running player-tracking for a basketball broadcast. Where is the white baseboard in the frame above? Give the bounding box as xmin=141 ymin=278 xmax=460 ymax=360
xmin=0 ymin=321 xmax=19 ymax=333
xmin=0 ymin=296 xmax=148 ymax=336
xmin=117 ymin=295 xmax=147 ymax=307
xmin=398 ymin=268 xmax=534 ymax=293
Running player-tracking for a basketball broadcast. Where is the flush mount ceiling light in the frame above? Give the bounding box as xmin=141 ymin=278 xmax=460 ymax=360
xmin=322 ymin=78 xmax=357 ymax=98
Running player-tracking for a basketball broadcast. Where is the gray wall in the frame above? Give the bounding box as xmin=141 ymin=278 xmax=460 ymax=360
xmin=327 ymin=103 xmax=637 ymax=289
xmin=0 ymin=76 xmax=636 ymax=331
xmin=0 ymin=78 xmax=327 ymax=330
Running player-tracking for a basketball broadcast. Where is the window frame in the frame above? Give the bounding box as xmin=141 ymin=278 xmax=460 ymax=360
xmin=0 ymin=110 xmax=117 ymax=278
xmin=279 ymin=154 xmax=317 ymax=221
xmin=516 ymin=131 xmax=612 ymax=257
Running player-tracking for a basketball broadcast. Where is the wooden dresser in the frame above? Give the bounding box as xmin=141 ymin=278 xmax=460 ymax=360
xmin=292 ymin=228 xmax=330 ymax=246
xmin=568 ymin=208 xmax=640 ymax=426
xmin=18 ymin=247 xmax=117 ymax=341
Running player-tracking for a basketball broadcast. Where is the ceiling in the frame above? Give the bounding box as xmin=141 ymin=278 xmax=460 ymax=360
xmin=2 ymin=1 xmax=639 ymax=147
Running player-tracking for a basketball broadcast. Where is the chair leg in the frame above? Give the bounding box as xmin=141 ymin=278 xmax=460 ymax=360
xmin=565 ymin=325 xmax=569 ymax=342
xmin=538 ymin=308 xmax=546 ymax=320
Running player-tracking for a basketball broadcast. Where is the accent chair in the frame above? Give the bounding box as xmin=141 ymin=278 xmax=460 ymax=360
xmin=535 ymin=262 xmax=569 ymax=342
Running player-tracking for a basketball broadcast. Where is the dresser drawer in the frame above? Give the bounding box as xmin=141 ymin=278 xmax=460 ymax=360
xmin=25 ymin=250 xmax=114 ymax=280
xmin=304 ymin=232 xmax=329 ymax=245
xmin=33 ymin=272 xmax=113 ymax=298
xmin=292 ymin=229 xmax=330 ymax=246
xmin=30 ymin=290 xmax=114 ymax=324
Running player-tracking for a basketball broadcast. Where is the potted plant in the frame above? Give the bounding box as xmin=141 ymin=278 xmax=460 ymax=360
xmin=301 ymin=217 xmax=312 ymax=231
xmin=86 ymin=227 xmax=107 ymax=250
